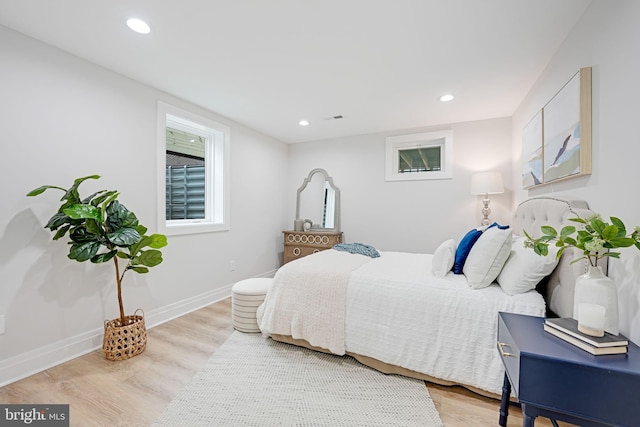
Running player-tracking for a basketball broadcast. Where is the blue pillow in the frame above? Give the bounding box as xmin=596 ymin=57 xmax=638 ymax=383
xmin=452 ymin=228 xmax=483 ymax=274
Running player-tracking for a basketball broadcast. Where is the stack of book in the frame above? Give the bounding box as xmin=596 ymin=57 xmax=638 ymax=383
xmin=543 ymin=317 xmax=628 ymax=355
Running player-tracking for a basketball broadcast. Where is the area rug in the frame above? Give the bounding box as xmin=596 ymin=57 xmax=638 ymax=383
xmin=152 ymin=331 xmax=443 ymax=426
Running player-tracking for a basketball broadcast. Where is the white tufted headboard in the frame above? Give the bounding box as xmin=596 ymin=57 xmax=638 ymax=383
xmin=512 ymin=197 xmax=599 ymax=318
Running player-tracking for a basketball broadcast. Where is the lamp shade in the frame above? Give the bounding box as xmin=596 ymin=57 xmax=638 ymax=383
xmin=470 ymin=172 xmax=504 ymax=195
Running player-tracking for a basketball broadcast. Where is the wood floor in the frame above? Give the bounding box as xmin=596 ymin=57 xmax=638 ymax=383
xmin=0 ymin=298 xmax=565 ymax=426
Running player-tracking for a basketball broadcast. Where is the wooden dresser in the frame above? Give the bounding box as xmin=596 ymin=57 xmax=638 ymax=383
xmin=282 ymin=230 xmax=343 ymax=264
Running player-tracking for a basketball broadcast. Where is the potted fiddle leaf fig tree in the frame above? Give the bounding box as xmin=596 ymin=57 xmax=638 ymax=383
xmin=27 ymin=174 xmax=168 ymax=361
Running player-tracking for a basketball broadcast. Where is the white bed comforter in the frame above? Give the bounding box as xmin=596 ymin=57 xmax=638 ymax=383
xmin=259 ymin=250 xmax=546 ymax=395
xmin=345 ymin=252 xmax=545 ymax=395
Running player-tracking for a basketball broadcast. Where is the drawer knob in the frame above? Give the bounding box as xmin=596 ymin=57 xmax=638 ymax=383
xmin=497 ymin=341 xmax=514 ymax=357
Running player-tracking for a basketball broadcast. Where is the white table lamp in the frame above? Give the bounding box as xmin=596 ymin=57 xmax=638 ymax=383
xmin=470 ymin=172 xmax=504 ymax=226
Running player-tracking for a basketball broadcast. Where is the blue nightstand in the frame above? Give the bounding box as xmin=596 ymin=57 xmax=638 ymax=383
xmin=497 ymin=312 xmax=640 ymax=427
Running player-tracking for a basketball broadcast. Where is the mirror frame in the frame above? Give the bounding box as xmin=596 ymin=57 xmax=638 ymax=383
xmin=296 ymin=168 xmax=340 ymax=232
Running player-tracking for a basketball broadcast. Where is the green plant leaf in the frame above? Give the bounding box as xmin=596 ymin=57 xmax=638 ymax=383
xmin=541 ymin=226 xmax=557 ymax=237
xmin=560 ymin=225 xmax=576 ymax=238
xmin=61 ymin=175 xmax=100 ymax=203
xmin=107 ymin=227 xmax=141 ymax=247
xmin=591 ymin=218 xmax=606 ymax=235
xmin=603 ymin=251 xmax=621 ymax=259
xmin=68 ymin=241 xmax=101 ymax=262
xmin=609 ymin=216 xmax=623 ymax=225
xmin=609 ymin=237 xmax=636 ymax=248
xmin=85 ymin=218 xmax=102 ymax=235
xmin=116 ymin=251 xmax=130 ymax=259
xmin=99 ymin=192 xmax=120 ymax=221
xmin=129 ymin=232 xmax=168 ymax=256
xmin=136 ymin=224 xmax=148 ymax=236
xmin=534 ymin=242 xmax=549 ymax=256
xmin=136 ymin=249 xmax=163 ymax=267
xmin=106 ymin=200 xmax=139 ymax=232
xmin=69 ymin=226 xmax=100 ymax=244
xmin=577 ymin=230 xmax=590 ymax=239
xmin=52 ymin=224 xmax=71 ymax=240
xmin=602 ymin=225 xmax=619 ymax=241
xmin=130 ymin=266 xmax=149 ymax=274
xmin=64 ymin=204 xmax=102 ymax=221
xmin=569 ymin=217 xmax=587 ymax=224
xmin=147 ymin=234 xmax=168 ymax=249
xmin=81 ymin=190 xmax=107 ymax=205
xmin=26 ymin=185 xmax=67 ymax=197
xmin=89 ymin=190 xmax=118 ymax=206
xmin=91 ymin=250 xmax=118 ymax=263
xmin=45 ymin=212 xmax=71 ymax=230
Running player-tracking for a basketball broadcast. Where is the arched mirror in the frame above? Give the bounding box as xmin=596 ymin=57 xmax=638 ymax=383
xmin=296 ymin=168 xmax=340 ymax=232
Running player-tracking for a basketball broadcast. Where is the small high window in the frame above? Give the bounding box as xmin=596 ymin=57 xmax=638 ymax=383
xmin=157 ymin=102 xmax=230 ymax=235
xmin=385 ymin=130 xmax=453 ymax=181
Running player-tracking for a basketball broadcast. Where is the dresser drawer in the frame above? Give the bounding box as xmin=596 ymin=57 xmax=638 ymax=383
xmin=497 ymin=314 xmax=521 ymax=397
xmin=282 ymin=231 xmax=343 ymax=264
xmin=283 ymin=245 xmax=323 ymax=263
xmin=284 ymin=232 xmax=339 ymax=248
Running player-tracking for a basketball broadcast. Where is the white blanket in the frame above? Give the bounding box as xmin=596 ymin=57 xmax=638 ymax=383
xmin=257 ymin=249 xmax=370 ymax=355
xmin=345 ymin=252 xmax=546 ymax=394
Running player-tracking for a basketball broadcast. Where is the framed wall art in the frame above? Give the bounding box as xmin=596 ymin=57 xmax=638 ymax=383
xmin=522 ymin=109 xmax=543 ymax=188
xmin=522 ymin=67 xmax=592 ymax=188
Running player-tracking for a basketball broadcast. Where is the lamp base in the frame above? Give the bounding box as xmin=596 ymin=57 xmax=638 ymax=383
xmin=481 ymin=197 xmax=491 ymax=226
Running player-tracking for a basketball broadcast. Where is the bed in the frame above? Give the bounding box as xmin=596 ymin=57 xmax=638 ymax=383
xmin=257 ymin=197 xmax=595 ymax=397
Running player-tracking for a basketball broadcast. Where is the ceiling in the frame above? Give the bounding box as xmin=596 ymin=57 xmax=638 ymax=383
xmin=0 ymin=0 xmax=591 ymax=143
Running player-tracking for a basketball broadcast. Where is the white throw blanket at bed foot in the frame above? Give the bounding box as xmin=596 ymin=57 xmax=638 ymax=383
xmin=258 ymin=250 xmax=370 ymax=355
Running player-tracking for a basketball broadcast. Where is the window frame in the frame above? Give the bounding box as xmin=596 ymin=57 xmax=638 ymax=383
xmin=385 ymin=130 xmax=453 ymax=181
xmin=157 ymin=102 xmax=230 ymax=235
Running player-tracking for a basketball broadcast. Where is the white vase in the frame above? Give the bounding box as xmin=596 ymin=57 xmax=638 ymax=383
xmin=573 ymin=265 xmax=619 ymax=336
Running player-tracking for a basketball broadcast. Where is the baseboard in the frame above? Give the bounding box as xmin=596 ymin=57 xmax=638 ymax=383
xmin=0 ymin=270 xmax=276 ymax=387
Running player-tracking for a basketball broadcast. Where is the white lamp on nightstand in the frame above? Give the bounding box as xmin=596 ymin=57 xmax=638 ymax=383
xmin=470 ymin=172 xmax=504 ymax=226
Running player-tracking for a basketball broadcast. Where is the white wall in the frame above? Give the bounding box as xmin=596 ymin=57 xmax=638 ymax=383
xmin=511 ymin=0 xmax=640 ymax=343
xmin=0 ymin=25 xmax=288 ymax=385
xmin=512 ymin=0 xmax=640 ymax=220
xmin=288 ymin=117 xmax=513 ymax=254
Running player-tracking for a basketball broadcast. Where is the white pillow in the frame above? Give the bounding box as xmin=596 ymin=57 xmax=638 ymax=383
xmin=463 ymin=227 xmax=513 ymax=289
xmin=432 ymin=239 xmax=456 ymax=277
xmin=497 ymin=236 xmax=560 ymax=295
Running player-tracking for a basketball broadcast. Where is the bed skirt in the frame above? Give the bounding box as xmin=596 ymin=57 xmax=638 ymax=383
xmin=271 ymin=334 xmax=501 ymax=400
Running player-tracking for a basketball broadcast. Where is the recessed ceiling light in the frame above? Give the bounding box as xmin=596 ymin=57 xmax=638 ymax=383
xmin=126 ymin=18 xmax=151 ymax=34
xmin=440 ymin=94 xmax=454 ymax=102
xmin=298 ymin=120 xmax=310 ymax=126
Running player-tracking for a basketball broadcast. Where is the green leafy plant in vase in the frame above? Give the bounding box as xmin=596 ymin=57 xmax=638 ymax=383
xmin=27 ymin=175 xmax=168 ymax=360
xmin=524 ymin=214 xmax=640 ymax=336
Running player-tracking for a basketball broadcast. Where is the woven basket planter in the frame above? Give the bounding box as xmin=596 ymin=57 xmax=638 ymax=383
xmin=102 ymin=309 xmax=147 ymax=361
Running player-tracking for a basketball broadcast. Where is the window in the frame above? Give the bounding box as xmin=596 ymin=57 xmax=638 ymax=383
xmin=157 ymin=102 xmax=230 ymax=235
xmin=385 ymin=130 xmax=453 ymax=181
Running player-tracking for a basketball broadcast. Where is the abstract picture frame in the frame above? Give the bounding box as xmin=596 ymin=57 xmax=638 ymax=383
xmin=522 ymin=110 xmax=543 ymax=188
xmin=522 ymin=67 xmax=592 ymax=188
